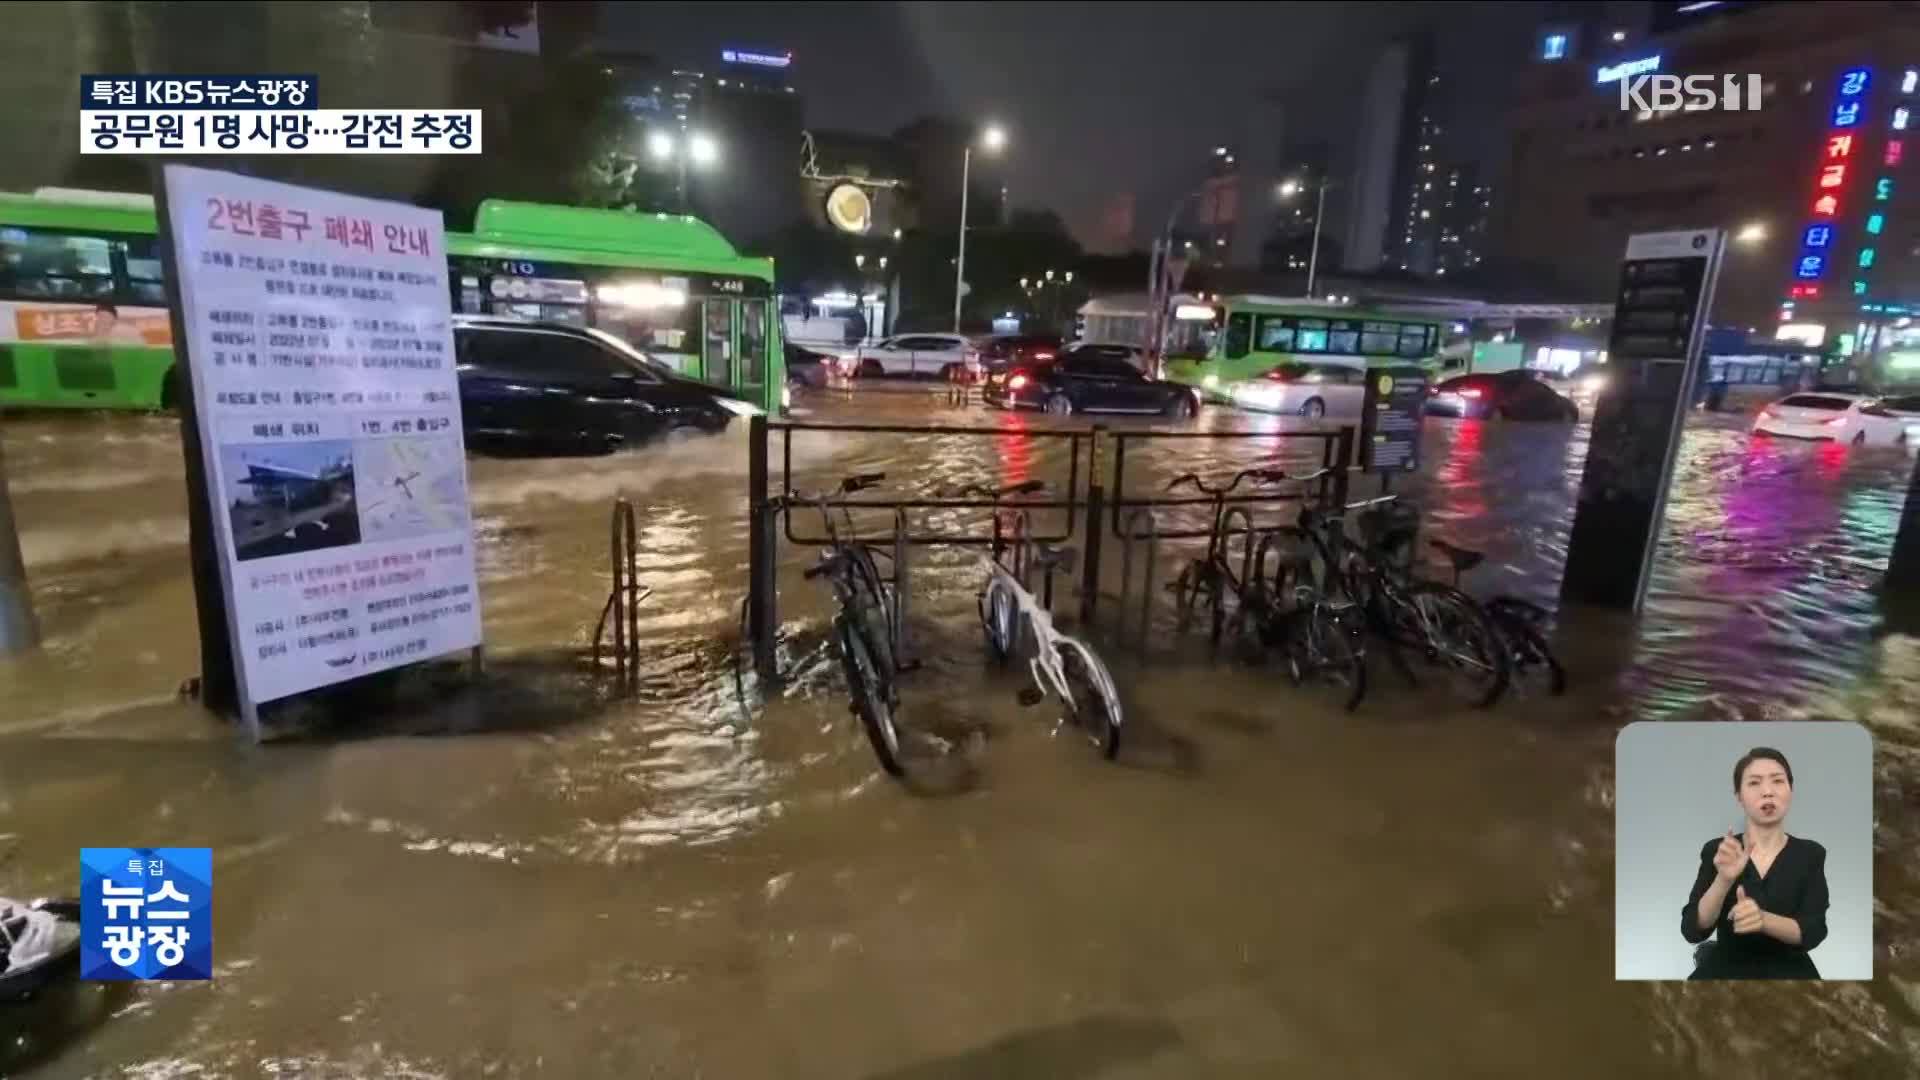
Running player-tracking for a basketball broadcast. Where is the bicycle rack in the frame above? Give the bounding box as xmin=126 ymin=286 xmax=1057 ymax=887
xmin=592 ymin=497 xmax=653 ymax=686
xmin=890 ymin=507 xmax=913 ymax=666
xmin=1116 ymin=508 xmax=1161 ymax=657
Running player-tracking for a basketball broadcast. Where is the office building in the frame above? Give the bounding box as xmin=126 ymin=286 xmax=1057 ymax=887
xmin=1342 ymin=34 xmax=1436 ymax=274
xmin=1434 ymin=163 xmax=1491 ymax=277
xmin=1493 ymin=1 xmax=1920 ymax=333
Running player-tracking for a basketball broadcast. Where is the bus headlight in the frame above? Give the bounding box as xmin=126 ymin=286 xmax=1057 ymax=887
xmin=781 ymin=384 xmax=793 ymax=411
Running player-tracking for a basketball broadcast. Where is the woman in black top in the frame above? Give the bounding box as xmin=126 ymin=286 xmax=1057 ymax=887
xmin=1682 ymin=746 xmax=1830 ymax=979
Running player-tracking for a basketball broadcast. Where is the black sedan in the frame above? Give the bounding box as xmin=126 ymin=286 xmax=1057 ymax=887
xmin=982 ymin=344 xmax=1200 ymax=418
xmin=1425 ymin=370 xmax=1580 ymax=422
xmin=455 ymin=317 xmax=755 ymax=456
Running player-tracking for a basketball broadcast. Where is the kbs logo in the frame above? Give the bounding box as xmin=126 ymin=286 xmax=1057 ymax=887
xmin=1619 ymin=74 xmax=1764 ymax=114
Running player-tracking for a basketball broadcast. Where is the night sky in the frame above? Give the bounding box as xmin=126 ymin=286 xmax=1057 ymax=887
xmin=600 ymin=2 xmax=1561 ymax=249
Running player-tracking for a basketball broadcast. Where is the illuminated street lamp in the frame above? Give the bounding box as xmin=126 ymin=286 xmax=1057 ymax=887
xmin=645 ymin=129 xmax=720 ymax=213
xmin=954 ymin=123 xmax=1008 ymax=331
xmin=854 ymin=254 xmax=866 ymax=269
xmin=1735 ymin=221 xmax=1768 ymax=247
xmin=687 ymin=131 xmax=719 ymax=167
xmin=1278 ymin=174 xmax=1336 ymax=296
xmin=646 ymin=129 xmax=675 ymax=162
xmin=1064 ymin=271 xmax=1073 ymax=284
xmin=1045 ymin=269 xmax=1055 ymax=282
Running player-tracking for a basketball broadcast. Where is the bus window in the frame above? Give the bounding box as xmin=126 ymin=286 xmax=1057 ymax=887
xmin=122 ymin=236 xmax=167 ymax=305
xmin=1397 ymin=324 xmax=1430 ymax=358
xmin=1224 ymin=312 xmax=1252 ymax=359
xmin=740 ymin=298 xmax=767 ymax=384
xmin=1360 ymin=321 xmax=1399 ymax=356
xmin=1294 ymin=318 xmax=1328 ymax=352
xmin=705 ymin=299 xmax=734 ymax=382
xmin=0 ymin=227 xmax=114 ymax=300
xmin=1255 ymin=315 xmax=1295 ymax=351
xmin=1327 ymin=320 xmax=1359 ymax=355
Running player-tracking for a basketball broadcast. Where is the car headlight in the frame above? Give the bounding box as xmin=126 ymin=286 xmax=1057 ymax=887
xmin=1581 ymin=375 xmax=1605 ymax=393
xmin=780 ymin=384 xmax=793 ymax=411
xmin=714 ymin=396 xmax=762 ymax=418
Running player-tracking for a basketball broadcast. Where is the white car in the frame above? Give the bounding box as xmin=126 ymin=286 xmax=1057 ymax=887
xmin=1224 ymin=360 xmax=1367 ymax=418
xmin=845 ymin=333 xmax=982 ymax=380
xmin=1752 ymin=392 xmax=1920 ymax=446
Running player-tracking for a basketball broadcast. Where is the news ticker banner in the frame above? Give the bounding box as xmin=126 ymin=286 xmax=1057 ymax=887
xmin=80 ymin=74 xmax=481 ymax=155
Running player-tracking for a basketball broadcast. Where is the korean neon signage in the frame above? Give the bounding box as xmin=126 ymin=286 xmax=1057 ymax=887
xmin=1785 ymin=67 xmax=1872 ymax=301
xmin=1855 ymin=70 xmax=1914 ymax=308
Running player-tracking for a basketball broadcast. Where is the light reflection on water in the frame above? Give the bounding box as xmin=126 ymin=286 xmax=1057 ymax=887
xmin=0 ymin=397 xmax=1916 ymax=1077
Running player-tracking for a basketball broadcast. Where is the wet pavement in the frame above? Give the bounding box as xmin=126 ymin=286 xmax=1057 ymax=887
xmin=2 ymin=391 xmax=1919 ymax=1077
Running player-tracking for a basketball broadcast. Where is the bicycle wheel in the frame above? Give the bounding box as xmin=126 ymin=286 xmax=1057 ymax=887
xmin=1403 ymin=582 xmax=1511 ymax=708
xmin=981 ymin=576 xmax=1019 ymax=664
xmin=834 ymin=612 xmax=904 ymax=777
xmin=846 ymin=546 xmax=896 ymax=675
xmin=1488 ymin=606 xmax=1567 ymax=697
xmin=1232 ymin=578 xmax=1281 ymax=664
xmin=1054 ymin=636 xmax=1123 ymax=760
xmin=1171 ymin=560 xmax=1211 ymax=633
xmin=1285 ymin=602 xmax=1368 ymax=713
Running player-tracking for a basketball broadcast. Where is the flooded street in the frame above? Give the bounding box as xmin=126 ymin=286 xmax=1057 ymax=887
xmin=3 ymin=393 xmax=1919 ymax=1078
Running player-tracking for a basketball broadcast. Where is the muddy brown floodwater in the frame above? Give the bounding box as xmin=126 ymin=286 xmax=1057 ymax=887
xmin=2 ymin=392 xmax=1919 ymax=1078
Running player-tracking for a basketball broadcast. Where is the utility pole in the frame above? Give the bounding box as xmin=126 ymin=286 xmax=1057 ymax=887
xmin=0 ymin=436 xmax=40 ymax=655
xmin=953 ymin=144 xmax=972 ymax=333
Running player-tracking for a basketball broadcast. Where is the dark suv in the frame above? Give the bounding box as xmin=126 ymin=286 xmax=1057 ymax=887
xmin=454 ymin=317 xmax=753 ymax=456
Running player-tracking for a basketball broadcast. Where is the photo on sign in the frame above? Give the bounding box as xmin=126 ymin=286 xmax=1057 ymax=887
xmin=354 ymin=434 xmax=471 ymax=544
xmin=218 ymin=440 xmax=360 ymax=562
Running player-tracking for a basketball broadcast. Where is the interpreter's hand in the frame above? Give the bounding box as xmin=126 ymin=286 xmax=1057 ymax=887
xmin=1712 ymin=830 xmax=1750 ymax=884
xmin=1730 ymin=886 xmax=1765 ymax=934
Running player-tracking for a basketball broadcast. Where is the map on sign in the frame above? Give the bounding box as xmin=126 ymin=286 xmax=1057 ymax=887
xmin=355 ymin=435 xmax=470 ymax=544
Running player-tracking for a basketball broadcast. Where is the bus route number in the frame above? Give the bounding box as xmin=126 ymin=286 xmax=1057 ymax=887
xmin=713 ymin=279 xmax=744 ymax=294
xmin=499 ymin=261 xmax=537 ymax=276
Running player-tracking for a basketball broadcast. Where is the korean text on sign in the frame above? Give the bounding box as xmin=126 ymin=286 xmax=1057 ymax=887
xmin=81 ymin=110 xmax=482 ymax=155
xmin=81 ymin=75 xmax=318 ymax=109
xmin=80 ymin=847 xmax=213 ymax=980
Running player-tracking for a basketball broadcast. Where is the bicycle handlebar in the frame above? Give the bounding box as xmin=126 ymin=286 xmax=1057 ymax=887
xmin=1163 ymin=467 xmax=1295 ymax=496
xmin=771 ymin=472 xmax=888 ymax=510
xmin=948 ymin=479 xmax=1045 ymax=500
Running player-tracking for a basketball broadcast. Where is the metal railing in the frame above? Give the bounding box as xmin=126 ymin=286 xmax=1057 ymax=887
xmin=744 ymin=416 xmax=1364 ymax=678
xmin=593 ymin=497 xmax=653 ymax=686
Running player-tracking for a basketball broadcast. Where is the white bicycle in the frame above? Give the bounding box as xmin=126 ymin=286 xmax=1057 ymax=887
xmin=957 ymin=481 xmax=1124 ymax=760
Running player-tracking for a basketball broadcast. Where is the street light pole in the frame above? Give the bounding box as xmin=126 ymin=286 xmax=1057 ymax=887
xmin=1307 ymin=178 xmax=1328 ymax=298
xmin=953 ymin=144 xmax=971 ymax=333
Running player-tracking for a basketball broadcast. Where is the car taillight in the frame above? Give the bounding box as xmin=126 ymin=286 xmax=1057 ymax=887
xmin=1458 ymin=388 xmax=1482 ymax=399
xmin=1033 ymin=351 xmax=1055 ymax=361
xmin=1824 ymin=415 xmax=1848 ymax=427
xmin=1265 ymin=369 xmax=1293 ymax=382
xmin=1007 ymin=372 xmax=1030 ymax=390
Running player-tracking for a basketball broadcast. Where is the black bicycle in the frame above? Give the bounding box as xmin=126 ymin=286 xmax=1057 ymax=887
xmin=1241 ymin=469 xmax=1369 ymax=711
xmin=1165 ymin=466 xmax=1290 ymax=648
xmin=1426 ymin=538 xmax=1568 ymax=697
xmin=1343 ymin=496 xmax=1512 ymax=708
xmin=775 ymin=473 xmax=908 ymax=777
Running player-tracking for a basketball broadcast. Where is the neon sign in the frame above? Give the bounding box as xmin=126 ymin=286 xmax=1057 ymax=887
xmin=720 ymin=49 xmax=792 ymax=69
xmin=1597 ymin=55 xmax=1661 ymax=84
xmin=1784 ymin=66 xmax=1876 ymax=303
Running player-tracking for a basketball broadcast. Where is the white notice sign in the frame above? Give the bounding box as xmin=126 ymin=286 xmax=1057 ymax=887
xmin=162 ymin=165 xmax=482 ymax=707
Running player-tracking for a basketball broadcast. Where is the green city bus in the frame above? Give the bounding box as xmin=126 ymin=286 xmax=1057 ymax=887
xmin=1163 ymin=295 xmax=1441 ymax=416
xmin=0 ymin=188 xmax=784 ymax=414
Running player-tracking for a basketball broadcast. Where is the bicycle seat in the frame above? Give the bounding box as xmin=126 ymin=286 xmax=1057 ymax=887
xmin=1030 ymin=543 xmax=1078 ymax=575
xmin=1427 ymin=538 xmax=1485 ymax=573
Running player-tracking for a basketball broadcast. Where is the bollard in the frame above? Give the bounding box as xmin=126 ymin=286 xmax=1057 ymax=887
xmin=1332 ymin=426 xmax=1355 ymax=510
xmin=0 ymin=437 xmax=39 ymax=656
xmin=747 ymin=415 xmax=777 ymax=679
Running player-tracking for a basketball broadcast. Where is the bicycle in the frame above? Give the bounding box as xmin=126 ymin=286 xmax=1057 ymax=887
xmin=1425 ymin=538 xmax=1568 ymax=697
xmin=1165 ymin=466 xmax=1291 ymax=649
xmin=774 ymin=472 xmax=909 ymax=777
xmin=1235 ymin=469 xmax=1370 ymax=711
xmin=956 ymin=480 xmax=1125 ymax=759
xmin=1342 ymin=496 xmax=1513 ymax=708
